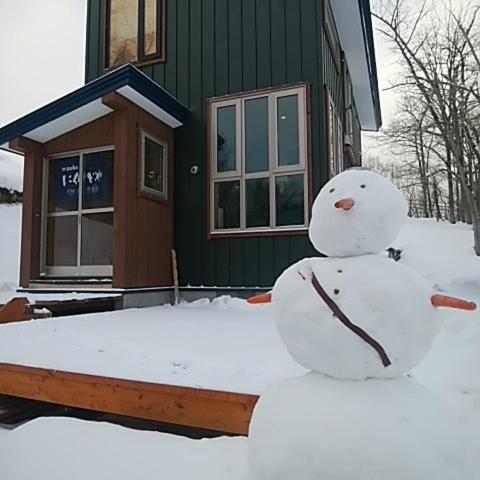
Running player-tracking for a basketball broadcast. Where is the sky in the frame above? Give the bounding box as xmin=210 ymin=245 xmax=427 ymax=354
xmin=0 ymin=0 xmax=397 ymax=191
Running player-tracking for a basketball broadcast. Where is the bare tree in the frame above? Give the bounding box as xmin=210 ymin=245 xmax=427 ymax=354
xmin=373 ymin=0 xmax=480 ymax=255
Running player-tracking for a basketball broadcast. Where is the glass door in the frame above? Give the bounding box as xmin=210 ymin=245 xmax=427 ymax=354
xmin=43 ymin=149 xmax=114 ymax=277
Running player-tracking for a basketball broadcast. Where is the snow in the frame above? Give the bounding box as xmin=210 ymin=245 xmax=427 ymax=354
xmin=0 ymin=204 xmax=21 ymax=298
xmin=0 ymin=299 xmax=304 ymax=394
xmin=0 ymin=202 xmax=479 ymax=478
xmin=273 ymin=255 xmax=441 ymax=380
xmin=394 ymin=218 xmax=480 ymax=287
xmin=309 ymin=170 xmax=407 ymax=257
xmin=249 ymin=373 xmax=476 ymax=480
xmin=1 ymin=417 xmax=251 ymax=480
xmin=0 ymin=151 xmax=23 ymax=193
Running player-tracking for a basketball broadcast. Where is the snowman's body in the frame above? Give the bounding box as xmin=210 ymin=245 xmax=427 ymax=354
xmin=248 ymin=170 xmax=476 ymax=480
xmin=273 ymin=255 xmax=441 ymax=380
xmin=249 ymin=373 xmax=475 ymax=480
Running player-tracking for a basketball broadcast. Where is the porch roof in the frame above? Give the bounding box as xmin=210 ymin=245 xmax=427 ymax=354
xmin=0 ymin=64 xmax=190 ymax=152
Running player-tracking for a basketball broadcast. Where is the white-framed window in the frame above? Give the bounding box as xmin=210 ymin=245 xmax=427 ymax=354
xmin=326 ymin=88 xmax=344 ymax=178
xmin=344 ymin=67 xmax=354 ymax=143
xmin=209 ymin=85 xmax=309 ymax=234
xmin=140 ymin=131 xmax=167 ymax=200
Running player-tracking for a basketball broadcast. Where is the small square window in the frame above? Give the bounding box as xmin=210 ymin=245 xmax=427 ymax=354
xmin=106 ymin=0 xmax=165 ymax=69
xmin=141 ymin=132 xmax=167 ymax=200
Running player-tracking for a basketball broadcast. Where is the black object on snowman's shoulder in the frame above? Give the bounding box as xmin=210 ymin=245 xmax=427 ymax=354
xmin=387 ymin=248 xmax=403 ymax=262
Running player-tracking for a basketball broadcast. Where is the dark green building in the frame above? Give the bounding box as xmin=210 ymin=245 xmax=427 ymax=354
xmin=0 ymin=0 xmax=381 ymax=302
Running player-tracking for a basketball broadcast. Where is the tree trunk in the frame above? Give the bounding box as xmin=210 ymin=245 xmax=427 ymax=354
xmin=445 ymin=150 xmax=456 ymax=223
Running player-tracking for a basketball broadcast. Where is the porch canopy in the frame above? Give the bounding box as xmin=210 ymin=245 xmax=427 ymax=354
xmin=0 ymin=64 xmax=189 ymax=152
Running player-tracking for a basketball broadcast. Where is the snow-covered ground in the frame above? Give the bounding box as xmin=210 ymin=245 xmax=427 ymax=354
xmin=0 ymin=299 xmax=303 ymax=394
xmin=0 ymin=204 xmax=21 ymax=299
xmin=0 ymin=207 xmax=479 ymax=479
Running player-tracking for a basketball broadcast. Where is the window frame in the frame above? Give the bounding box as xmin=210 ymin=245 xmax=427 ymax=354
xmin=139 ymin=130 xmax=168 ymax=201
xmin=40 ymin=146 xmax=115 ymax=278
xmin=208 ymin=85 xmax=310 ymax=237
xmin=104 ymin=0 xmax=166 ymax=71
xmin=325 ymin=87 xmax=345 ymax=179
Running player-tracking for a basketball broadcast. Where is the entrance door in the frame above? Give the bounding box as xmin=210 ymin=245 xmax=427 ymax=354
xmin=43 ymin=149 xmax=114 ymax=277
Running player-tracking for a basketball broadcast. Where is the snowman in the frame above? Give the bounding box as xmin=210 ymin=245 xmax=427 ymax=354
xmin=247 ymin=169 xmax=477 ymax=480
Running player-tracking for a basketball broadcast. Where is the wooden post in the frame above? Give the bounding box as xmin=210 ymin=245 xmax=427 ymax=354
xmin=171 ymin=249 xmax=180 ymax=304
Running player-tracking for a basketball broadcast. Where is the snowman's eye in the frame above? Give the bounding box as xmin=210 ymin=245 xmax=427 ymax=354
xmin=329 ymin=188 xmax=335 ymax=194
xmin=337 ymin=270 xmax=343 ymax=274
xmin=360 ymin=184 xmax=366 ymax=189
xmin=334 ymin=289 xmax=340 ymax=295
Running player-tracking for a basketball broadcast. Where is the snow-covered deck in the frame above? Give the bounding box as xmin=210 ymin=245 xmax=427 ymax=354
xmin=0 ymin=298 xmax=305 ymax=433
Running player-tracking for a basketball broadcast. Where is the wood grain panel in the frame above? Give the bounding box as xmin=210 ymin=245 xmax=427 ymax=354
xmin=0 ymin=363 xmax=259 ymax=435
xmin=44 ymin=113 xmax=115 ymax=155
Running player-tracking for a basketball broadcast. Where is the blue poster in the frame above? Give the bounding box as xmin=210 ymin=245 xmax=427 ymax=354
xmin=54 ymin=156 xmax=80 ymax=205
xmin=83 ymin=151 xmax=112 ymax=206
xmin=53 ymin=152 xmax=112 ymax=207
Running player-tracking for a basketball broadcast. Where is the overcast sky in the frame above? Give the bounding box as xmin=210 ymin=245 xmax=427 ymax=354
xmin=0 ymin=0 xmax=397 ymax=190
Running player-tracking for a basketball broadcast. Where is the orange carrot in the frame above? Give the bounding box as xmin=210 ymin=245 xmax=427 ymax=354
xmin=334 ymin=198 xmax=355 ymax=211
xmin=431 ymin=294 xmax=477 ymax=311
xmin=247 ymin=293 xmax=272 ymax=305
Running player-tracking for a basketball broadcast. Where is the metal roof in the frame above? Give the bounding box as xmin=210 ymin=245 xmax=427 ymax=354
xmin=331 ymin=0 xmax=382 ymax=130
xmin=0 ymin=64 xmax=190 ymax=151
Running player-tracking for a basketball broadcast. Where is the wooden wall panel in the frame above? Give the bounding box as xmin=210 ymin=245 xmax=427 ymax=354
xmin=44 ymin=114 xmax=115 ymax=155
xmin=106 ymin=95 xmax=174 ymax=289
xmin=85 ymin=0 xmax=331 ymax=290
xmin=11 ymin=139 xmax=44 ymax=287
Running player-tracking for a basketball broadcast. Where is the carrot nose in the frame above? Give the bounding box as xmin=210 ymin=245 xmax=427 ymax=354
xmin=247 ymin=293 xmax=272 ymax=305
xmin=335 ymin=198 xmax=355 ymax=211
xmin=431 ymin=294 xmax=477 ymax=311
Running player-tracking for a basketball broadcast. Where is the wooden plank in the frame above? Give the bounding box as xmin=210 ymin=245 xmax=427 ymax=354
xmin=256 ymin=0 xmax=272 ymax=88
xmin=215 ymin=0 xmax=229 ymax=95
xmin=270 ymin=0 xmax=287 ymax=85
xmin=0 ymin=363 xmax=259 ymax=435
xmin=228 ymin=0 xmax=243 ymax=93
xmin=242 ymin=0 xmax=257 ymax=91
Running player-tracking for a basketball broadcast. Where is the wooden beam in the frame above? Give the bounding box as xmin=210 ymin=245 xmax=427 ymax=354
xmin=0 ymin=363 xmax=259 ymax=435
xmin=9 ymin=136 xmax=43 ymax=155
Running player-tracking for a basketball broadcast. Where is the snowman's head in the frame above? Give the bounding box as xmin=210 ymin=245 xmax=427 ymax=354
xmin=309 ymin=169 xmax=408 ymax=257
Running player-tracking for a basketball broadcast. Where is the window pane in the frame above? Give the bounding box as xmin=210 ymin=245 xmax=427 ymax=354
xmin=48 ymin=156 xmax=80 ymax=213
xmin=144 ymin=0 xmax=157 ymax=56
xmin=109 ymin=0 xmax=139 ymax=68
xmin=245 ymin=97 xmax=269 ymax=173
xmin=144 ymin=137 xmax=166 ymax=196
xmin=276 ymin=175 xmax=305 ymax=226
xmin=277 ymin=95 xmax=300 ymax=166
xmin=46 ymin=216 xmax=78 ymax=267
xmin=81 ymin=213 xmax=114 ymax=266
xmin=214 ymin=181 xmax=240 ymax=229
xmin=217 ymin=106 xmax=237 ymax=173
xmin=83 ymin=151 xmax=114 ymax=210
xmin=246 ymin=178 xmax=270 ymax=228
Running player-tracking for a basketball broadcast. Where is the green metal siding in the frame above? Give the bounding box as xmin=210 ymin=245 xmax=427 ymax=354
xmin=85 ymin=0 xmax=339 ymax=289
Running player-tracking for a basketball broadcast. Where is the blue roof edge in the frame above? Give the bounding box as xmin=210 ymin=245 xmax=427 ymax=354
xmin=359 ymin=0 xmax=382 ymax=130
xmin=0 ymin=64 xmax=190 ymax=147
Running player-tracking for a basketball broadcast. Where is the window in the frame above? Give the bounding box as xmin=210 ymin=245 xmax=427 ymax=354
xmin=209 ymin=86 xmax=308 ymax=234
xmin=140 ymin=131 xmax=167 ymax=199
xmin=106 ymin=0 xmax=165 ymax=69
xmin=326 ymin=88 xmax=344 ymax=178
xmin=343 ymin=66 xmax=354 ymax=143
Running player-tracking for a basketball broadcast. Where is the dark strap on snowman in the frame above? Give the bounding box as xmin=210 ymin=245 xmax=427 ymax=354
xmin=311 ymin=273 xmax=392 ymax=368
